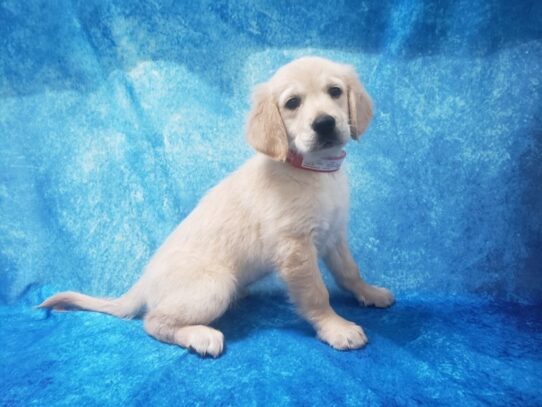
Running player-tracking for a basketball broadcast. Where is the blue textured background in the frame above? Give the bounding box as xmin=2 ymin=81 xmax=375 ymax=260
xmin=1 ymin=1 xmax=541 ymax=405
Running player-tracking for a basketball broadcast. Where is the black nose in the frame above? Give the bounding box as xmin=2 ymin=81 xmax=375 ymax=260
xmin=312 ymin=114 xmax=336 ymax=136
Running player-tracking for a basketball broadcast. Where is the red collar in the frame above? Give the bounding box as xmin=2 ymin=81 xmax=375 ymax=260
xmin=286 ymin=149 xmax=346 ymax=173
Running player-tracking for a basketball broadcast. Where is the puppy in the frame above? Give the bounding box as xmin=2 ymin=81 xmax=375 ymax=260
xmin=39 ymin=56 xmax=394 ymax=357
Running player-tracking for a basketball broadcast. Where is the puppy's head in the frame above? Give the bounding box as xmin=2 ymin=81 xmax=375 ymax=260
xmin=246 ymin=57 xmax=372 ymax=160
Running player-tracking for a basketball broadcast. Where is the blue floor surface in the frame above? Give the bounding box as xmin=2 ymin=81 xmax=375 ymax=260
xmin=2 ymin=288 xmax=541 ymax=406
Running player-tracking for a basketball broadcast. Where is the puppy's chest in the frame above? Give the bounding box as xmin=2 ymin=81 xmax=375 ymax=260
xmin=300 ymin=176 xmax=349 ymax=252
xmin=313 ymin=201 xmax=347 ymax=253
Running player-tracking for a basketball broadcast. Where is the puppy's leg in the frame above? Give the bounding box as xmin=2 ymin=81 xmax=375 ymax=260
xmin=141 ymin=260 xmax=235 ymax=357
xmin=143 ymin=314 xmax=224 ymax=358
xmin=142 ymin=286 xmax=230 ymax=358
xmin=324 ymin=236 xmax=394 ymax=308
xmin=277 ymin=238 xmax=367 ymax=350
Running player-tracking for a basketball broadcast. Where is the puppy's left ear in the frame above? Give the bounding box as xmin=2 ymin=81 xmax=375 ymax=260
xmin=344 ymin=66 xmax=373 ymax=139
xmin=245 ymin=83 xmax=289 ymax=161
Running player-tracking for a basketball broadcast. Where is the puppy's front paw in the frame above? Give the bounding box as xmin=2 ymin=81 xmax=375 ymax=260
xmin=358 ymin=285 xmax=395 ymax=308
xmin=317 ymin=316 xmax=368 ymax=350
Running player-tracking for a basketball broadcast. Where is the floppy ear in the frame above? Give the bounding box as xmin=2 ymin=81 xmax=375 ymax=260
xmin=245 ymin=83 xmax=289 ymax=161
xmin=344 ymin=67 xmax=373 ymax=139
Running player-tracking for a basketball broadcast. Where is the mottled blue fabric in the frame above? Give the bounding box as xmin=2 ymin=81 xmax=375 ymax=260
xmin=1 ymin=0 xmax=541 ymax=405
xmin=2 ymin=288 xmax=542 ymax=405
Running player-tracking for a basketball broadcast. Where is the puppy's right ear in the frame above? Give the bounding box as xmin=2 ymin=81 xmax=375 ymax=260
xmin=245 ymin=83 xmax=288 ymax=161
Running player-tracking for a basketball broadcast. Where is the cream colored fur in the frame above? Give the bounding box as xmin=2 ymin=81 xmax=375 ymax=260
xmin=39 ymin=57 xmax=394 ymax=357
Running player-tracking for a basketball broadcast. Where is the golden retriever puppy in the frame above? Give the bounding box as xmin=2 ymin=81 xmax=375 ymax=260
xmin=39 ymin=56 xmax=394 ymax=357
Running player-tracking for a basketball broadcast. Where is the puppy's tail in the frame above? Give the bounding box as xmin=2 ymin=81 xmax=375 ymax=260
xmin=37 ymin=283 xmax=145 ymax=319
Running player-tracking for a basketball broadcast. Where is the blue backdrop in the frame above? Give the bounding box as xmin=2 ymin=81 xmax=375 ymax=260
xmin=1 ymin=1 xmax=541 ymax=405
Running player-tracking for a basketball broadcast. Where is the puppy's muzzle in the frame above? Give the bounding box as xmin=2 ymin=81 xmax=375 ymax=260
xmin=312 ymin=114 xmax=338 ymax=148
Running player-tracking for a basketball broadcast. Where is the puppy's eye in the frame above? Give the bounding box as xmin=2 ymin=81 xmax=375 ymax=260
xmin=328 ymin=86 xmax=342 ymax=98
xmin=285 ymin=96 xmax=301 ymax=110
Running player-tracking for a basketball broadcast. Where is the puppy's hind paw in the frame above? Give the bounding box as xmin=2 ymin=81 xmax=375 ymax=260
xmin=175 ymin=325 xmax=225 ymax=358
